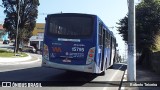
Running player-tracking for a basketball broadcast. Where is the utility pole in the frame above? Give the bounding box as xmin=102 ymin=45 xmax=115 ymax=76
xmin=127 ymin=0 xmax=136 ymax=81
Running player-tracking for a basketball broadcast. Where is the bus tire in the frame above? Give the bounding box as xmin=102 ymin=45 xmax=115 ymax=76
xmin=99 ymin=71 xmax=105 ymax=76
xmin=110 ymin=65 xmax=114 ymax=69
xmin=105 ymin=58 xmax=108 ymax=70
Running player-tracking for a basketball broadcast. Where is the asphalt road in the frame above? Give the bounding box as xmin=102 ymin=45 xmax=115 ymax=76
xmin=0 ymin=61 xmax=126 ymax=81
xmin=0 ymin=58 xmax=126 ymax=90
xmin=0 ymin=42 xmax=127 ymax=90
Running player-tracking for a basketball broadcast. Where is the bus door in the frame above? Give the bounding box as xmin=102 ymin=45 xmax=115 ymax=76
xmin=99 ymin=24 xmax=105 ymax=71
xmin=101 ymin=29 xmax=106 ymax=71
xmin=109 ymin=37 xmax=113 ymax=66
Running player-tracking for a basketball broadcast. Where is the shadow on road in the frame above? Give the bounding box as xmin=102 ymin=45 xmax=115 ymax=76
xmin=0 ymin=66 xmax=98 ymax=86
xmin=0 ymin=63 xmax=127 ymax=87
xmin=109 ymin=63 xmax=127 ymax=71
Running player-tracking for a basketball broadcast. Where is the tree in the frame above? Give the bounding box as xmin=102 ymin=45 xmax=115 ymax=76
xmin=117 ymin=0 xmax=160 ymax=65
xmin=2 ymin=0 xmax=40 ymax=53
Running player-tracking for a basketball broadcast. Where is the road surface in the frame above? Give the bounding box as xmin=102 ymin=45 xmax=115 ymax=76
xmin=0 ymin=57 xmax=126 ymax=90
xmin=0 ymin=43 xmax=127 ymax=90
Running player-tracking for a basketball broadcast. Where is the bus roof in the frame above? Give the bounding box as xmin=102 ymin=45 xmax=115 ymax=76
xmin=47 ymin=13 xmax=96 ymax=17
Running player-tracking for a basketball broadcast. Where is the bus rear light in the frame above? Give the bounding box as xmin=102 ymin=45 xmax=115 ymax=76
xmin=43 ymin=44 xmax=49 ymax=61
xmin=86 ymin=47 xmax=95 ymax=64
xmin=89 ymin=54 xmax=93 ymax=57
xmin=86 ymin=58 xmax=93 ymax=64
xmin=89 ymin=49 xmax=94 ymax=53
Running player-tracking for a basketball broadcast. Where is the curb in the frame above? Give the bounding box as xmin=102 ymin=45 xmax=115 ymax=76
xmin=0 ymin=58 xmax=40 ymax=65
xmin=120 ymin=70 xmax=127 ymax=90
xmin=119 ymin=62 xmax=127 ymax=90
xmin=0 ymin=54 xmax=31 ymax=63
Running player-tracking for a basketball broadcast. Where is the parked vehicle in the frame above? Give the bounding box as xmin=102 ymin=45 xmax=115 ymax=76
xmin=3 ymin=40 xmax=10 ymax=44
xmin=19 ymin=46 xmax=36 ymax=53
xmin=36 ymin=48 xmax=42 ymax=54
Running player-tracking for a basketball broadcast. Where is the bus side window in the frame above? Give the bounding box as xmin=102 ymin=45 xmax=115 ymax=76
xmin=108 ymin=34 xmax=111 ymax=48
xmin=105 ymin=31 xmax=110 ymax=48
xmin=105 ymin=31 xmax=106 ymax=47
xmin=99 ymin=23 xmax=103 ymax=46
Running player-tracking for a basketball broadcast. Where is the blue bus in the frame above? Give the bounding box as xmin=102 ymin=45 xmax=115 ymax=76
xmin=42 ymin=13 xmax=117 ymax=75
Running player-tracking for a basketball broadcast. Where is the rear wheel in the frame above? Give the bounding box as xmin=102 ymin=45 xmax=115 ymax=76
xmin=99 ymin=60 xmax=107 ymax=76
xmin=109 ymin=65 xmax=114 ymax=69
xmin=99 ymin=71 xmax=105 ymax=76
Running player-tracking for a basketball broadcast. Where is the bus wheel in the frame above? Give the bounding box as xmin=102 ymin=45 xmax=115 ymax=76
xmin=105 ymin=58 xmax=108 ymax=70
xmin=99 ymin=71 xmax=105 ymax=76
xmin=109 ymin=65 xmax=114 ymax=69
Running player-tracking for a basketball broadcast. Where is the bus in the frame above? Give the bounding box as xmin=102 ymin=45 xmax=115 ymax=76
xmin=42 ymin=13 xmax=117 ymax=75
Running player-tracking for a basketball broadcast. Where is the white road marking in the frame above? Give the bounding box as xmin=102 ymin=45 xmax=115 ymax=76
xmin=109 ymin=65 xmax=124 ymax=81
xmin=103 ymin=64 xmax=124 ymax=90
xmin=121 ymin=87 xmax=125 ymax=90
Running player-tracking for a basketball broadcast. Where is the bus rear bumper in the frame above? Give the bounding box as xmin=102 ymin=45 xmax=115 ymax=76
xmin=42 ymin=60 xmax=97 ymax=73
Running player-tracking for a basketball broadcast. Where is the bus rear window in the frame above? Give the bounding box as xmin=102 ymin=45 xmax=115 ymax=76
xmin=47 ymin=16 xmax=93 ymax=38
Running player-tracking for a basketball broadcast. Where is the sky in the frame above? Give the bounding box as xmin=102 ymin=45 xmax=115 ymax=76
xmin=0 ymin=0 xmax=139 ymax=57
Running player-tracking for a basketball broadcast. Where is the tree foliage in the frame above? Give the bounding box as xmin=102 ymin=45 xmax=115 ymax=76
xmin=2 ymin=0 xmax=40 ymax=52
xmin=117 ymin=0 xmax=160 ymax=53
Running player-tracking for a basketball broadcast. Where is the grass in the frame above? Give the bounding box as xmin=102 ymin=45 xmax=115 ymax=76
xmin=0 ymin=49 xmax=28 ymax=58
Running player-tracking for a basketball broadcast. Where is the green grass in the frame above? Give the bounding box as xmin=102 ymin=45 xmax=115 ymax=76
xmin=0 ymin=49 xmax=28 ymax=58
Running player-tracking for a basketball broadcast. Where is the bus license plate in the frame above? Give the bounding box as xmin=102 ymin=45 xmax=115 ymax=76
xmin=62 ymin=59 xmax=71 ymax=62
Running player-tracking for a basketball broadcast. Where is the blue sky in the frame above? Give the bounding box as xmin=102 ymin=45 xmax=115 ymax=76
xmin=0 ymin=0 xmax=139 ymax=57
xmin=38 ymin=0 xmax=128 ymax=26
xmin=37 ymin=0 xmax=134 ymax=57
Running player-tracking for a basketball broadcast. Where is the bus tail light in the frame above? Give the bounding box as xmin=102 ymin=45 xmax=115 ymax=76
xmin=43 ymin=44 xmax=49 ymax=61
xmin=86 ymin=47 xmax=95 ymax=64
xmin=89 ymin=54 xmax=93 ymax=57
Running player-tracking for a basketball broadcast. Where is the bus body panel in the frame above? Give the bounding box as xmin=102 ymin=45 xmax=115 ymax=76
xmin=42 ymin=13 xmax=117 ymax=74
xmin=42 ymin=59 xmax=96 ymax=73
xmin=44 ymin=37 xmax=95 ymax=65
